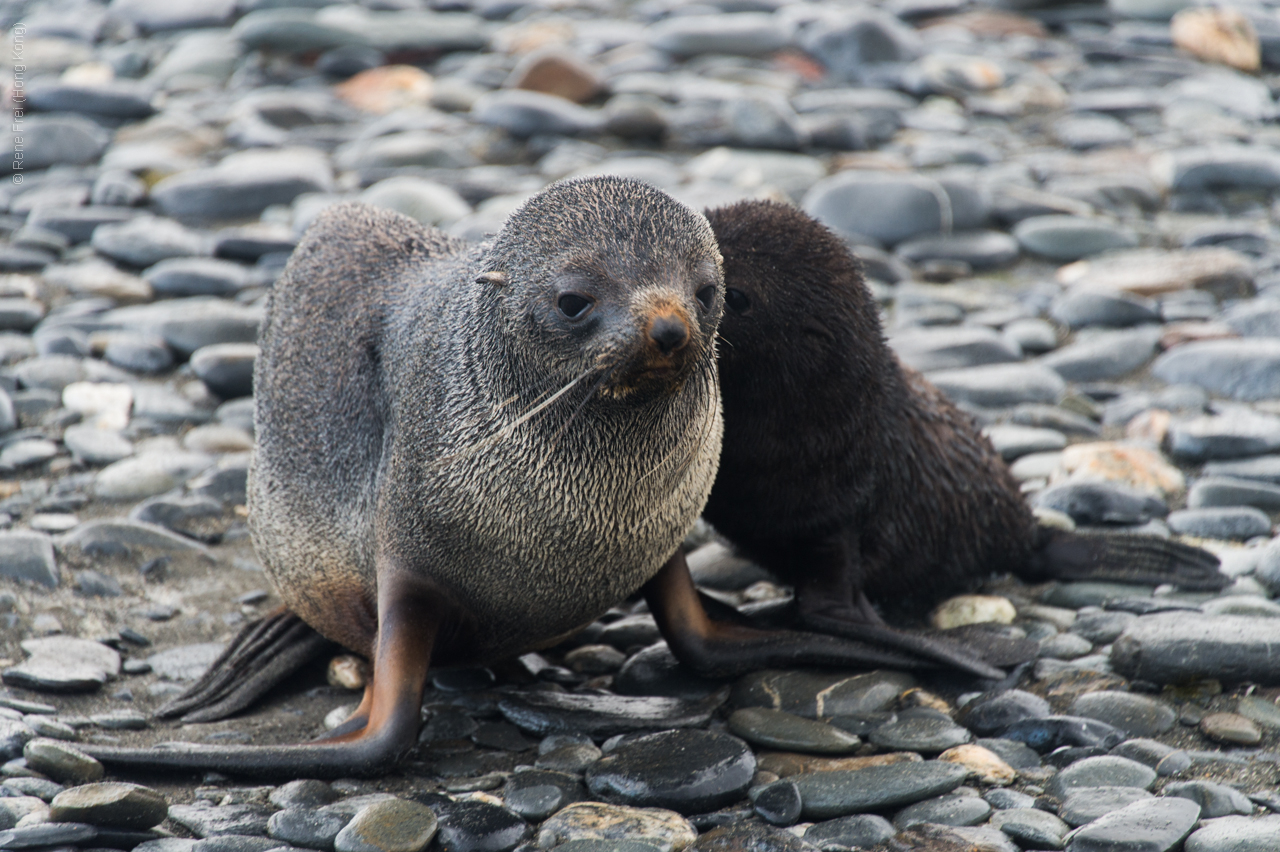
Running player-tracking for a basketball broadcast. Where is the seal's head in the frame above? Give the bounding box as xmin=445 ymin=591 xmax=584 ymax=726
xmin=705 ymin=200 xmax=884 ymax=397
xmin=484 ymin=176 xmax=724 ymax=403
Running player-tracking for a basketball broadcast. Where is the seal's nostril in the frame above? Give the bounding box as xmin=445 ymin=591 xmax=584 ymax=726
xmin=649 ymin=315 xmax=689 ymax=354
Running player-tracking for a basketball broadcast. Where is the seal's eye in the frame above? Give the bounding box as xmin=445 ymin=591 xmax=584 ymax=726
xmin=695 ymin=285 xmax=716 ymax=312
xmin=557 ymin=293 xmax=594 ymax=320
xmin=725 ymin=288 xmax=751 ymax=314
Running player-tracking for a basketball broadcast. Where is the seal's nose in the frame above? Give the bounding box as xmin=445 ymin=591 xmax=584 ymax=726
xmin=649 ymin=314 xmax=690 ymax=354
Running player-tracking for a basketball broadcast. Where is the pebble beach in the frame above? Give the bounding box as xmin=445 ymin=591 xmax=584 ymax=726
xmin=1 ymin=0 xmax=1280 ymax=851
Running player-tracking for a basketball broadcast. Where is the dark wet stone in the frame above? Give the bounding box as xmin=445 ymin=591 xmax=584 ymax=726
xmin=76 ymin=569 xmax=124 ymax=597
xmin=802 ymin=171 xmax=987 ymax=246
xmin=28 ymin=80 xmax=154 ymax=119
xmin=502 ymin=769 xmax=584 ymax=821
xmin=0 ymin=822 xmax=97 ymax=848
xmin=168 ymin=804 xmax=273 ymax=837
xmin=0 ymin=719 xmax=36 ymax=760
xmin=1073 ymin=612 xmax=1138 ymax=644
xmin=1184 ymin=814 xmax=1280 ymax=852
xmin=889 ymin=327 xmax=1022 ymax=372
xmin=1070 ymin=692 xmax=1176 ymax=737
xmin=1000 ymin=716 xmax=1126 ymax=754
xmin=472 ymin=90 xmax=604 ymax=138
xmin=189 ymin=458 xmax=250 ymax=506
xmin=499 ymin=690 xmax=723 ymax=738
xmin=192 ymin=837 xmax=280 ymax=852
xmin=28 ymin=206 xmax=137 ymax=244
xmin=1039 ymin=326 xmax=1162 ymax=381
xmin=649 ymin=13 xmax=790 ymax=57
xmin=1014 ymin=215 xmax=1138 ymax=261
xmin=791 ymin=761 xmax=968 ymax=819
xmin=585 ymin=730 xmax=755 ymax=815
xmin=1111 ymin=609 xmax=1280 ymax=693
xmin=731 ymin=670 xmax=914 ymax=719
xmin=130 ymin=495 xmax=226 ymax=542
xmin=427 ymin=799 xmax=527 ymax=852
xmin=1033 ymin=481 xmax=1166 ymax=525
xmin=1060 ymin=786 xmax=1154 ymax=827
xmin=0 ymin=115 xmax=109 ymax=173
xmin=751 ymin=780 xmax=801 ymax=827
xmin=1223 ymin=300 xmax=1280 ymax=338
xmin=1110 ymin=738 xmax=1178 ymax=769
xmin=957 ymin=691 xmax=1051 ymax=737
xmin=0 ymin=530 xmax=58 ymax=587
xmin=925 ymin=363 xmax=1065 ymax=408
xmin=471 ymin=721 xmax=533 ymax=752
xmin=5 ymin=637 xmax=120 ymax=693
xmin=804 ymin=814 xmax=896 ymax=849
xmin=893 ymin=792 xmax=991 ymax=829
xmin=868 ymin=708 xmax=971 ymax=753
xmin=688 ymin=823 xmax=813 ymax=852
xmin=1189 ymin=476 xmax=1280 ymax=511
xmin=895 ymin=230 xmax=1019 ymax=270
xmin=535 ymin=741 xmax=601 ymax=774
xmin=1160 ymin=145 xmax=1280 ymax=192
xmin=988 ymin=807 xmax=1069 ymax=848
xmin=144 ymin=258 xmax=250 ymax=298
xmin=102 ymin=298 xmax=263 ymax=357
xmin=984 ymin=789 xmax=1036 ymax=810
xmin=1067 ymin=797 xmax=1200 ymax=852
xmin=728 ymin=708 xmax=861 ymax=754
xmin=152 ymin=150 xmax=333 ymax=221
xmin=1153 ymin=340 xmax=1280 ymax=402
xmin=23 ymin=739 xmax=104 ymax=784
xmin=1167 ymin=507 xmax=1271 ymax=540
xmin=598 ymin=616 xmax=661 ymax=650
xmin=1163 ymin=780 xmax=1253 ymax=818
xmin=268 ymin=808 xmax=350 ymax=850
xmin=1046 ymin=755 xmax=1156 ymax=798
xmin=90 ymin=216 xmax=207 ymax=268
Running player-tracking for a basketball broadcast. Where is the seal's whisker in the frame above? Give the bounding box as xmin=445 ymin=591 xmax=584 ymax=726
xmin=430 ymin=369 xmax=593 ymax=471
xmin=545 ymin=364 xmax=617 ymax=458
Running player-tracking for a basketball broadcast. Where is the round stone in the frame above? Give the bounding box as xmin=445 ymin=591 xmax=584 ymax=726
xmin=988 ymin=807 xmax=1069 ymax=848
xmin=1060 ymin=786 xmax=1154 ymax=827
xmin=804 ymin=815 xmax=896 ymax=849
xmin=585 ymin=730 xmax=756 ymax=815
xmin=1185 ymin=814 xmax=1280 ymax=852
xmin=1163 ymin=780 xmax=1253 ymax=818
xmin=49 ymin=782 xmax=168 ymax=829
xmin=1070 ymin=691 xmax=1177 ymax=737
xmin=728 ymin=708 xmax=861 ymax=755
xmin=1046 ymin=756 xmax=1156 ymax=798
xmin=791 ymin=761 xmax=969 ymax=819
xmin=751 ymin=780 xmax=801 ymax=827
xmin=936 ymin=744 xmax=1016 ymax=786
xmin=538 ymin=802 xmax=695 ymax=852
xmin=1068 ymin=797 xmax=1201 ymax=852
xmin=1014 ymin=215 xmax=1138 ymax=261
xmin=433 ymin=799 xmax=529 ymax=852
xmin=268 ymin=808 xmax=351 ymax=849
xmin=868 ymin=709 xmax=972 ymax=753
xmin=893 ymin=793 xmax=991 ymax=829
xmin=23 ymin=739 xmax=105 ymax=784
xmin=333 ymin=799 xmax=438 ymax=852
xmin=1199 ymin=712 xmax=1262 ymax=745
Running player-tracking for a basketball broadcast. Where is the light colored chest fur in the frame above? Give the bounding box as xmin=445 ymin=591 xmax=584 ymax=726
xmin=383 ymin=379 xmax=723 ymax=659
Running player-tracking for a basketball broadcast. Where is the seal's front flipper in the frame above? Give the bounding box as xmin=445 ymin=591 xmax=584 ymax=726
xmin=644 ymin=550 xmax=1005 ymax=680
xmin=82 ymin=571 xmax=439 ymax=778
xmin=156 ymin=608 xmax=337 ymax=724
xmin=1026 ymin=528 xmax=1228 ymax=591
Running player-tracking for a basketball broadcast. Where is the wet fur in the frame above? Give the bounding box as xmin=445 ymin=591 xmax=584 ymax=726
xmin=704 ymin=201 xmax=1052 ymax=618
xmin=251 ymin=178 xmax=725 ymax=666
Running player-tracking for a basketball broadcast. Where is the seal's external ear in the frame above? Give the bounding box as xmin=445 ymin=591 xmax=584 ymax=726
xmin=476 ymin=271 xmax=509 ymax=286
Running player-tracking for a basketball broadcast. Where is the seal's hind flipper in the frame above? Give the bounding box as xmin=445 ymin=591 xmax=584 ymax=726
xmin=1026 ymin=528 xmax=1228 ymax=591
xmin=646 ymin=550 xmax=1006 ymax=681
xmin=156 ymin=608 xmax=336 ymax=723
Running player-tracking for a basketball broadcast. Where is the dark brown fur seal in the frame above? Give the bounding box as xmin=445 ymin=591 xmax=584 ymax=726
xmin=701 ymin=200 xmax=1225 ymax=666
xmin=84 ymin=179 xmax=947 ymax=777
